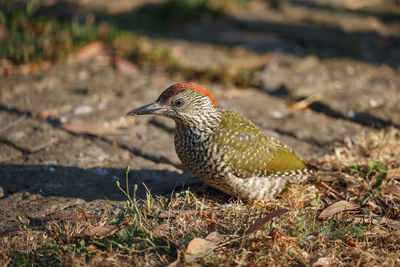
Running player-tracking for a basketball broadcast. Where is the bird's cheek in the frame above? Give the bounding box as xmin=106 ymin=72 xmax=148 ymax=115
xmin=159 ymin=109 xmax=177 ymax=119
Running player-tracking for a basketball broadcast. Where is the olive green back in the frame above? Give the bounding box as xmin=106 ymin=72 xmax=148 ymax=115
xmin=212 ymin=110 xmax=305 ymax=177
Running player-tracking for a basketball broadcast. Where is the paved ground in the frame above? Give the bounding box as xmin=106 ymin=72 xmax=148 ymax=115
xmin=1 ymin=0 xmax=400 ymax=232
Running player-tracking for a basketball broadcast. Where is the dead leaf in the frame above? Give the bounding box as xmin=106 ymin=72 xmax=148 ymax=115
xmin=184 ymin=231 xmax=221 ymax=263
xmin=387 ymin=168 xmax=400 ymax=179
xmin=385 ymin=184 xmax=400 ymax=198
xmin=38 ymin=109 xmax=57 ymax=121
xmin=83 ymin=224 xmax=119 ymax=237
xmin=86 ymin=244 xmax=100 ymax=254
xmin=311 ymin=253 xmax=330 ymax=267
xmin=115 ymin=59 xmax=140 ymax=76
xmin=319 ymin=200 xmax=360 ymax=219
xmin=67 ymin=42 xmax=107 ymax=63
xmin=159 ymin=210 xmax=197 ymax=219
xmin=245 ymin=208 xmax=289 ymax=235
xmin=61 ymin=122 xmax=120 ymax=136
xmin=371 ymin=214 xmax=400 ymax=230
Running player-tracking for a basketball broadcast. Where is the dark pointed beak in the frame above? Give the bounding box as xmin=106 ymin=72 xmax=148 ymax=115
xmin=126 ymin=102 xmax=165 ymax=116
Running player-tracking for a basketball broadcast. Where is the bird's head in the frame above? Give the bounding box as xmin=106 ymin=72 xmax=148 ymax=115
xmin=127 ymin=82 xmax=219 ymax=124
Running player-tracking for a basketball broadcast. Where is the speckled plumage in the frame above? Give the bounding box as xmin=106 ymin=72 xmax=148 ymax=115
xmin=127 ymin=82 xmax=313 ymax=200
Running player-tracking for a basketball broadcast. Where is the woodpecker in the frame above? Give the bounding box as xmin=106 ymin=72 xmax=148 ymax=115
xmin=127 ymin=82 xmax=313 ymax=200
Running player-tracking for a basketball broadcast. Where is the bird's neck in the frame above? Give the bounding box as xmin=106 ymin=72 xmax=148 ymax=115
xmin=175 ymin=111 xmax=221 ymax=141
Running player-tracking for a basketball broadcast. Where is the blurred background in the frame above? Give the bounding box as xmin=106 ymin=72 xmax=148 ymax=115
xmin=0 ymin=0 xmax=400 ymax=224
xmin=2 ymin=0 xmax=400 ymax=74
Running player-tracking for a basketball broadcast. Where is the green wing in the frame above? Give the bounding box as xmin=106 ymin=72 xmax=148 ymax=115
xmin=212 ymin=110 xmax=306 ymax=178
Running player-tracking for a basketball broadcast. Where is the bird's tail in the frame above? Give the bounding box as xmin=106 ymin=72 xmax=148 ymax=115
xmin=304 ymin=163 xmax=344 ymax=182
xmin=286 ymin=164 xmax=343 ymax=184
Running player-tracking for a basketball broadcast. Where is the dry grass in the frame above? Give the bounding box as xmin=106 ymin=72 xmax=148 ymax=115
xmin=1 ymin=128 xmax=399 ymax=266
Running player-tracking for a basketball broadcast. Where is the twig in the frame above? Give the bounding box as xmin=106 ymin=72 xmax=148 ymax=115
xmin=289 ymin=93 xmax=323 ymax=110
xmin=211 ymin=235 xmax=245 ymax=251
xmin=320 ymin=181 xmax=341 ymax=199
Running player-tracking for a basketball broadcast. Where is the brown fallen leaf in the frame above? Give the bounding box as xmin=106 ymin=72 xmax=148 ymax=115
xmin=83 ymin=224 xmax=119 ymax=237
xmin=184 ymin=231 xmax=221 ymax=264
xmin=319 ymin=200 xmax=360 ymax=219
xmin=61 ymin=122 xmax=120 ymax=136
xmin=311 ymin=253 xmax=330 ymax=267
xmin=159 ymin=210 xmax=197 ymax=219
xmin=86 ymin=244 xmax=100 ymax=254
xmin=245 ymin=208 xmax=290 ymax=235
xmin=67 ymin=42 xmax=107 ymax=63
xmin=387 ymin=168 xmax=400 ymax=179
xmin=372 ymin=214 xmax=400 ymax=230
xmin=115 ymin=58 xmax=140 ymax=76
xmin=385 ymin=184 xmax=400 ymax=198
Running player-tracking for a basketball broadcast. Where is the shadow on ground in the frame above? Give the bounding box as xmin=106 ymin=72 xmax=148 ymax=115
xmin=0 ymin=164 xmax=198 ymax=201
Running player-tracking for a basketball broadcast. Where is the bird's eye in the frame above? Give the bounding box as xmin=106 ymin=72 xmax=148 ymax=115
xmin=174 ymin=99 xmax=184 ymax=107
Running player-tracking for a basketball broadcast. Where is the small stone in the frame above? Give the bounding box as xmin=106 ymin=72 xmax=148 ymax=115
xmin=73 ymin=105 xmax=93 ymax=115
xmin=88 ymin=167 xmax=108 ymax=176
xmin=59 ymin=116 xmax=68 ymax=123
xmin=43 ymin=166 xmax=56 ymax=172
xmin=8 ymin=131 xmax=26 ymax=141
xmin=270 ymin=110 xmax=284 ymax=119
xmin=87 ymin=147 xmax=109 ymax=161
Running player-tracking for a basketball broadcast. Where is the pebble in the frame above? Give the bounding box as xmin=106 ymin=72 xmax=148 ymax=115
xmin=88 ymin=167 xmax=108 ymax=176
xmin=73 ymin=105 xmax=93 ymax=115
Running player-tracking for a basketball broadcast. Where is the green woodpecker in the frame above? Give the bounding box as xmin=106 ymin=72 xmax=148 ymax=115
xmin=127 ymin=82 xmax=313 ymax=200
